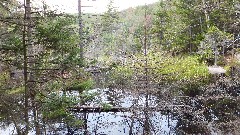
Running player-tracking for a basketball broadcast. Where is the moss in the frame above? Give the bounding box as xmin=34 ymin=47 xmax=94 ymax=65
xmin=7 ymin=86 xmax=25 ymax=95
xmin=0 ymin=72 xmax=10 ymax=87
xmin=224 ymin=65 xmax=231 ymax=76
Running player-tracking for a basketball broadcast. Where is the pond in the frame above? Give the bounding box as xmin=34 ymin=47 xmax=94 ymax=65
xmin=0 ymin=88 xmax=177 ymax=134
xmin=0 ymin=88 xmax=239 ymax=134
xmin=47 ymin=88 xmax=178 ymax=135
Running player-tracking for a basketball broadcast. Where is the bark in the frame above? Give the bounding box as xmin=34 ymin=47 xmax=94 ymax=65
xmin=23 ymin=0 xmax=31 ymax=133
xmin=24 ymin=0 xmax=40 ymax=134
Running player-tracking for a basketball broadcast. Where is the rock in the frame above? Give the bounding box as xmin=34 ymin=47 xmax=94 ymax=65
xmin=208 ymin=65 xmax=226 ymax=74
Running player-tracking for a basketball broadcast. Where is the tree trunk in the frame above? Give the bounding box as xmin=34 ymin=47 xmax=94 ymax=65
xmin=78 ymin=0 xmax=84 ymax=62
xmin=24 ymin=0 xmax=40 ymax=134
xmin=202 ymin=0 xmax=210 ymax=28
xmin=23 ymin=0 xmax=31 ymax=133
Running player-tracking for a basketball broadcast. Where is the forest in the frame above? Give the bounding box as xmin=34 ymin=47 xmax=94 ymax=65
xmin=0 ymin=0 xmax=240 ymax=134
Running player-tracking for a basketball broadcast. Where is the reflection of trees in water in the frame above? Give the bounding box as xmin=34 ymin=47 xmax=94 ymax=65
xmin=173 ymin=95 xmax=240 ymax=134
xmin=1 ymin=86 xmax=239 ymax=135
xmin=0 ymin=94 xmax=25 ymax=135
xmin=0 ymin=76 xmax=240 ymax=134
xmin=89 ymin=71 xmax=240 ymax=134
xmin=166 ymin=77 xmax=240 ymax=134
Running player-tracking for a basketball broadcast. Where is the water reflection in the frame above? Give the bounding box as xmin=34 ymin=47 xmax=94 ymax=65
xmin=79 ymin=88 xmax=178 ymax=135
xmin=0 ymin=88 xmax=239 ymax=134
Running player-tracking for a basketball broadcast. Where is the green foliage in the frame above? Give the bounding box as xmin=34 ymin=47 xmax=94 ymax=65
xmin=2 ymin=35 xmax=23 ymax=53
xmin=101 ymin=103 xmax=113 ymax=111
xmin=158 ymin=55 xmax=209 ymax=83
xmin=79 ymin=90 xmax=98 ymax=104
xmin=152 ymin=1 xmax=173 ymax=50
xmin=198 ymin=26 xmax=233 ymax=64
xmin=36 ymin=17 xmax=77 ymax=50
xmin=0 ymin=72 xmax=9 ymax=82
xmin=36 ymin=16 xmax=83 ymax=67
xmin=101 ymin=0 xmax=119 ymax=32
xmin=67 ymin=79 xmax=94 ymax=92
xmin=45 ymin=80 xmax=63 ymax=92
xmin=7 ymin=86 xmax=24 ymax=95
xmin=0 ymin=2 xmax=93 ymax=132
xmin=132 ymin=24 xmax=146 ymax=52
xmin=150 ymin=53 xmax=210 ymax=96
xmin=0 ymin=0 xmax=239 ymax=133
xmin=0 ymin=72 xmax=9 ymax=89
xmin=109 ymin=66 xmax=133 ymax=86
xmin=209 ymin=0 xmax=239 ymax=33
xmin=152 ymin=0 xmax=204 ymax=53
xmin=45 ymin=76 xmax=94 ymax=94
xmin=152 ymin=0 xmax=239 ymax=54
xmin=0 ymin=0 xmax=20 ymax=16
xmin=125 ymin=52 xmax=210 ymax=84
xmin=41 ymin=93 xmax=82 ymax=127
xmin=109 ymin=51 xmax=210 ymax=92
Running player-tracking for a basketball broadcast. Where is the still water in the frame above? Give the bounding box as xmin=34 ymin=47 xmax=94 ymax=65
xmin=0 ymin=88 xmax=177 ymax=135
xmin=0 ymin=88 xmax=238 ymax=134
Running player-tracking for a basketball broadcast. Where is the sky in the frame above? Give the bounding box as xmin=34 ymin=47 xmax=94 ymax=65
xmin=18 ymin=0 xmax=159 ymax=13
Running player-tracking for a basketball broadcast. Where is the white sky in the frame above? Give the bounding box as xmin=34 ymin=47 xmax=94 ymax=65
xmin=18 ymin=0 xmax=159 ymax=13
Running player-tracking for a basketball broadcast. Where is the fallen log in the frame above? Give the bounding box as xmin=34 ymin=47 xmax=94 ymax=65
xmin=69 ymin=105 xmax=188 ymax=113
xmin=70 ymin=106 xmax=128 ymax=113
